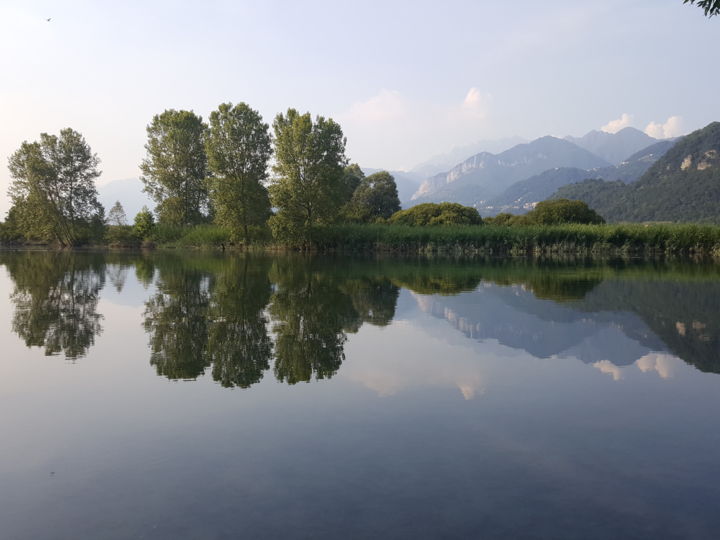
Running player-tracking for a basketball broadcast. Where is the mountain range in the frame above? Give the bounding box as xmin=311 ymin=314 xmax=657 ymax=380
xmin=553 ymin=122 xmax=720 ymax=223
xmin=565 ymin=127 xmax=657 ymax=165
xmin=410 ymin=136 xmax=611 ymax=207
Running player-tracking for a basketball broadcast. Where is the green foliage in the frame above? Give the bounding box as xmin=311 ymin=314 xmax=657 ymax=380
xmin=483 ymin=213 xmax=516 ymax=226
xmin=344 ymin=171 xmax=401 ymax=223
xmin=522 ymin=199 xmax=605 ymax=225
xmin=7 ymin=128 xmax=103 ymax=246
xmin=684 ymin=0 xmax=720 ymax=16
xmin=106 ymin=225 xmax=139 ymax=247
xmin=206 ymin=102 xmax=272 ymax=244
xmin=389 ymin=202 xmax=483 ymax=226
xmin=341 ymin=163 xmax=365 ymax=203
xmin=133 ymin=206 xmax=155 ymax=240
xmin=268 ymin=108 xmax=348 ymax=246
xmin=553 ymin=122 xmax=720 ymax=223
xmin=140 ymin=109 xmax=209 ymax=226
xmin=176 ymin=225 xmax=231 ymax=247
xmin=308 ymin=222 xmax=720 ymax=257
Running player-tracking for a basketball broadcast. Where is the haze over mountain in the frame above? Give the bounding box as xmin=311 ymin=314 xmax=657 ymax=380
xmin=553 ymin=122 xmax=720 ymax=223
xmin=408 ymin=137 xmax=527 ymax=179
xmin=565 ymin=127 xmax=657 ymax=165
xmin=410 ymin=136 xmax=610 ymax=207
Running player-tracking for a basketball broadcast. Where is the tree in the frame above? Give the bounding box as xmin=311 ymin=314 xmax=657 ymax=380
xmin=524 ymin=199 xmax=605 ymax=225
xmin=684 ymin=0 xmax=720 ymax=16
xmin=341 ymin=163 xmax=365 ymax=203
xmin=7 ymin=128 xmax=103 ymax=246
xmin=346 ymin=171 xmax=401 ymax=222
xmin=107 ymin=201 xmax=127 ymax=226
xmin=133 ymin=206 xmax=155 ymax=240
xmin=269 ymin=109 xmax=348 ymax=245
xmin=140 ymin=109 xmax=209 ymax=226
xmin=205 ymin=102 xmax=272 ymax=244
xmin=389 ymin=202 xmax=483 ymax=226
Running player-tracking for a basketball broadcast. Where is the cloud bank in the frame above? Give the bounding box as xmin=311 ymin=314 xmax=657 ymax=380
xmin=644 ymin=116 xmax=684 ymax=139
xmin=338 ymin=88 xmax=492 ymax=170
xmin=600 ymin=113 xmax=633 ymax=134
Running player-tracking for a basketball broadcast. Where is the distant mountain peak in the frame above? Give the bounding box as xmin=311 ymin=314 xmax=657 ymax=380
xmin=566 ymin=128 xmax=657 ymax=165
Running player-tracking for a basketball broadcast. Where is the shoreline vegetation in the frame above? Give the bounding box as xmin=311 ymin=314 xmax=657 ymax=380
xmin=2 ymin=103 xmax=719 ymax=261
xmin=3 ymin=222 xmax=720 ymax=259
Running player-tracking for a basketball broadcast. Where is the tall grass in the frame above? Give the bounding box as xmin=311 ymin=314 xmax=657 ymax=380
xmin=308 ymin=223 xmax=720 ymax=257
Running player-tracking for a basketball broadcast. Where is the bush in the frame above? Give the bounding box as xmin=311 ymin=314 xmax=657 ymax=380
xmin=106 ymin=225 xmax=139 ymax=247
xmin=523 ymin=199 xmax=605 ymax=225
xmin=389 ymin=203 xmax=483 ymax=226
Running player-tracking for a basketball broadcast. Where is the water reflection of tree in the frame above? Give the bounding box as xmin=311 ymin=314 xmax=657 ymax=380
xmin=267 ymin=259 xmax=400 ymax=384
xmin=143 ymin=263 xmax=212 ymax=380
xmin=4 ymin=252 xmax=105 ymax=359
xmin=207 ymin=258 xmax=273 ymax=388
xmin=269 ymin=261 xmax=354 ymax=384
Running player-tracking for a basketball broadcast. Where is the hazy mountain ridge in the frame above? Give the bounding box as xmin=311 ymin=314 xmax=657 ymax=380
xmin=553 ymin=122 xmax=720 ymax=223
xmin=565 ymin=127 xmax=657 ymax=165
xmin=478 ymin=139 xmax=677 ymax=215
xmin=411 ymin=136 xmax=610 ymax=206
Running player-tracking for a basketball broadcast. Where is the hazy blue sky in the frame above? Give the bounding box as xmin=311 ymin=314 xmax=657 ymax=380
xmin=1 ymin=0 xmax=719 ymax=215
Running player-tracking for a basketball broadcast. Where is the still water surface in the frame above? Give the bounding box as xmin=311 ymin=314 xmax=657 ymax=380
xmin=1 ymin=251 xmax=719 ymax=539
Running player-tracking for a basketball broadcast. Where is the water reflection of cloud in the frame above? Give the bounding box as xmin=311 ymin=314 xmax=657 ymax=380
xmin=593 ymin=353 xmax=681 ymax=381
xmin=636 ymin=353 xmax=676 ymax=379
xmin=593 ymin=360 xmax=624 ymax=381
xmin=342 ymin=321 xmax=486 ymax=400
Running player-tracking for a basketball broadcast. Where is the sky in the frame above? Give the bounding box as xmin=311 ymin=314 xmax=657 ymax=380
xmin=1 ymin=0 xmax=719 ymax=216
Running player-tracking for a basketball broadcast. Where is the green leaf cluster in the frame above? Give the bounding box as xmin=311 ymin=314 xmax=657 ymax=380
xmin=388 ymin=202 xmax=483 ymax=226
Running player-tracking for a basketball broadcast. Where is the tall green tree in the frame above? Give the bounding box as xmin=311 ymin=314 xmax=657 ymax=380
xmin=346 ymin=171 xmax=401 ymax=222
xmin=205 ymin=102 xmax=272 ymax=244
xmin=7 ymin=128 xmax=103 ymax=246
xmin=140 ymin=109 xmax=209 ymax=226
xmin=269 ymin=109 xmax=348 ymax=245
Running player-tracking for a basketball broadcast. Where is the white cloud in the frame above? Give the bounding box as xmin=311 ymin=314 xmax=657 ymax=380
xmin=600 ymin=113 xmax=633 ymax=134
xmin=644 ymin=116 xmax=684 ymax=139
xmin=337 ymin=88 xmax=492 ymax=170
xmin=635 ymin=353 xmax=677 ymax=379
xmin=593 ymin=360 xmax=623 ymax=381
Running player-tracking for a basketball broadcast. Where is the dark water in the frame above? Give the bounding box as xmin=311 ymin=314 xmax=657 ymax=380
xmin=1 ymin=251 xmax=720 ymax=539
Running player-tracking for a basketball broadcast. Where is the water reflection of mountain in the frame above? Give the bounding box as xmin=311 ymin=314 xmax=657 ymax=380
xmin=413 ymin=276 xmax=720 ymax=374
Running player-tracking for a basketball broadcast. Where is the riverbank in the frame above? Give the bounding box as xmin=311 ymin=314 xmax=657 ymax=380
xmin=3 ymin=223 xmax=720 ymax=258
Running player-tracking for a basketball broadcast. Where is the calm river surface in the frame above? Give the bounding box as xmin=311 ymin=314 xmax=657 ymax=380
xmin=1 ymin=251 xmax=720 ymax=539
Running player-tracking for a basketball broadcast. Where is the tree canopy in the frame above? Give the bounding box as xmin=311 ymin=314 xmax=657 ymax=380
xmin=140 ymin=109 xmax=209 ymax=226
xmin=269 ymin=109 xmax=347 ymax=245
xmin=345 ymin=171 xmax=401 ymax=223
xmin=7 ymin=128 xmax=103 ymax=246
xmin=206 ymin=102 xmax=272 ymax=243
xmin=389 ymin=202 xmax=483 ymax=226
xmin=524 ymin=199 xmax=605 ymax=225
